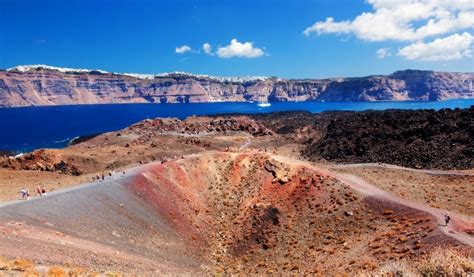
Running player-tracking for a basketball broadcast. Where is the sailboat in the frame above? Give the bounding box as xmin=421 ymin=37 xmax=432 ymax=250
xmin=257 ymin=101 xmax=271 ymax=107
xmin=256 ymin=95 xmax=271 ymax=107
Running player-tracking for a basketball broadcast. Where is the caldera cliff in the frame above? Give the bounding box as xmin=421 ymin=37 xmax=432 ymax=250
xmin=0 ymin=65 xmax=472 ymax=107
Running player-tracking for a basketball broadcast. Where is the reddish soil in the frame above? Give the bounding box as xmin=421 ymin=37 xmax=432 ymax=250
xmin=0 ymin=111 xmax=472 ymax=274
xmin=1 ymin=152 xmax=470 ymax=275
xmin=332 ymin=164 xmax=474 ymax=216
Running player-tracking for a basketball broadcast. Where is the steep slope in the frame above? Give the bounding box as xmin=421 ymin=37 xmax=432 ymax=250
xmin=0 ymin=66 xmax=472 ymax=107
xmin=0 ymin=152 xmax=470 ymax=274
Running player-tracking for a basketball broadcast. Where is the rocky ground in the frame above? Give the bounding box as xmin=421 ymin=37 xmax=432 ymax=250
xmin=0 ymin=108 xmax=472 ymax=275
xmin=303 ymin=107 xmax=474 ymax=169
xmin=0 ymin=152 xmax=472 ymax=275
xmin=331 ymin=164 xmax=474 ymax=217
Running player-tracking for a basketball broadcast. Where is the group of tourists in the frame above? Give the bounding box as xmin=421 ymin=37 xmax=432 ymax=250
xmin=92 ymin=171 xmax=121 ymax=182
xmin=36 ymin=185 xmax=47 ymax=196
xmin=19 ymin=185 xmax=47 ymax=200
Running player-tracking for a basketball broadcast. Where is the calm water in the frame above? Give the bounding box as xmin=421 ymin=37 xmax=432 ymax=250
xmin=1 ymin=99 xmax=473 ymax=153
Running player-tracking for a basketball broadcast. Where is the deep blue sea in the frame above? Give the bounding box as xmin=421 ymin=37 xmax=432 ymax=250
xmin=1 ymin=99 xmax=473 ymax=153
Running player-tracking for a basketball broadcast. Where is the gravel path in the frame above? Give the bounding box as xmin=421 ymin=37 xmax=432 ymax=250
xmin=330 ymin=163 xmax=474 ymax=176
xmin=0 ymin=151 xmax=471 ymax=273
xmin=0 ymin=166 xmax=203 ymax=274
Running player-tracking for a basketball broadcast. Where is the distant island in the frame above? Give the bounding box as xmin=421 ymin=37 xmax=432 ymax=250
xmin=0 ymin=65 xmax=473 ymax=107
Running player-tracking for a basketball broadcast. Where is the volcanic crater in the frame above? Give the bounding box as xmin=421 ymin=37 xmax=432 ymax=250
xmin=1 ymin=151 xmax=469 ymax=274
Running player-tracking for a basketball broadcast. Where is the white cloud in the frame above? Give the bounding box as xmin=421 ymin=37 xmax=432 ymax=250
xmin=376 ymin=48 xmax=391 ymax=59
xmin=303 ymin=0 xmax=474 ymax=41
xmin=216 ymin=39 xmax=265 ymax=58
xmin=175 ymin=45 xmax=192 ymax=54
xmin=398 ymin=32 xmax=474 ymax=61
xmin=202 ymin=43 xmax=212 ymax=54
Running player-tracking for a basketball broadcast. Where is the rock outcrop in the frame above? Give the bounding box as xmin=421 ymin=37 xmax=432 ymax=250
xmin=0 ymin=66 xmax=472 ymax=107
xmin=0 ymin=149 xmax=82 ymax=175
xmin=127 ymin=116 xmax=275 ymax=137
xmin=303 ymin=107 xmax=474 ymax=169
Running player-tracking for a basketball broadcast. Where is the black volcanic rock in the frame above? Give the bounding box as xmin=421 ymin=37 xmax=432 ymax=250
xmin=303 ymin=106 xmax=474 ymax=169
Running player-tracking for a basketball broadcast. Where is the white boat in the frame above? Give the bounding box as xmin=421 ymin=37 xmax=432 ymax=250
xmin=257 ymin=102 xmax=271 ymax=107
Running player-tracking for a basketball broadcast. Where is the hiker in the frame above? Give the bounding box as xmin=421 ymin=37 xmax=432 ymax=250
xmin=36 ymin=186 xmax=42 ymax=196
xmin=20 ymin=188 xmax=29 ymax=200
xmin=41 ymin=186 xmax=46 ymax=195
xmin=444 ymin=214 xmax=451 ymax=226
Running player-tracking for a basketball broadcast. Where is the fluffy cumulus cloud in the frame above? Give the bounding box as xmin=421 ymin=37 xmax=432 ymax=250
xmin=216 ymin=39 xmax=265 ymax=58
xmin=303 ymin=0 xmax=474 ymax=41
xmin=398 ymin=32 xmax=474 ymax=61
xmin=376 ymin=48 xmax=391 ymax=59
xmin=175 ymin=45 xmax=192 ymax=54
xmin=202 ymin=43 xmax=212 ymax=54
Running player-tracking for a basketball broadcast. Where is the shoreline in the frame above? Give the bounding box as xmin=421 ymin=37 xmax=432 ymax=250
xmin=0 ymin=102 xmax=473 ymax=153
xmin=1 ymin=97 xmax=474 ymax=109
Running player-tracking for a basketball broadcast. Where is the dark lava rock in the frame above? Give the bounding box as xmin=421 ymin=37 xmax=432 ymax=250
xmin=303 ymin=106 xmax=474 ymax=170
xmin=0 ymin=150 xmax=15 ymax=157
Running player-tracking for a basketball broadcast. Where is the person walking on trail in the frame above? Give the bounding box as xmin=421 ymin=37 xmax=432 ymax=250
xmin=20 ymin=188 xmax=29 ymax=200
xmin=444 ymin=214 xmax=451 ymax=226
xmin=36 ymin=186 xmax=42 ymax=196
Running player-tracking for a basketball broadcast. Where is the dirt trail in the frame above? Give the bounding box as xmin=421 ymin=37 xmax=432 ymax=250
xmin=3 ymin=151 xmax=472 ymax=248
xmin=0 ymin=150 xmax=472 ymax=274
xmin=272 ymin=154 xmax=474 ymax=248
xmin=239 ymin=136 xmax=252 ymax=150
xmin=331 ymin=163 xmax=474 ymax=176
xmin=0 ymin=166 xmax=140 ymax=209
xmin=335 ymin=173 xmax=474 ymax=247
xmin=0 ymin=167 xmax=203 ymax=274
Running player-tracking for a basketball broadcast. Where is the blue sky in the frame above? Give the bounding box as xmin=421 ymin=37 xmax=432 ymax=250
xmin=1 ymin=0 xmax=473 ymax=78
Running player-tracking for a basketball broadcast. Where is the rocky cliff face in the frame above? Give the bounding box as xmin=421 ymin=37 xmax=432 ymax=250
xmin=0 ymin=66 xmax=472 ymax=107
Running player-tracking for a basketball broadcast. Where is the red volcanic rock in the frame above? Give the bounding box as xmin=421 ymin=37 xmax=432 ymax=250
xmin=0 ymin=152 xmax=469 ymax=274
xmin=0 ymin=149 xmax=82 ymax=175
xmin=127 ymin=116 xmax=275 ymax=137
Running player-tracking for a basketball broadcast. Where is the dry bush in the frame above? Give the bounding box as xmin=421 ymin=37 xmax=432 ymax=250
xmin=358 ymin=260 xmax=417 ymax=276
xmin=104 ymin=272 xmax=122 ymax=277
xmin=47 ymin=266 xmax=67 ymax=277
xmin=67 ymin=267 xmax=87 ymax=276
xmin=22 ymin=269 xmax=41 ymax=276
xmin=0 ymin=256 xmax=9 ymax=270
xmin=10 ymin=259 xmax=33 ymax=271
xmin=417 ymin=248 xmax=474 ymax=276
xmin=378 ymin=261 xmax=417 ymax=276
xmin=359 ymin=247 xmax=473 ymax=276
